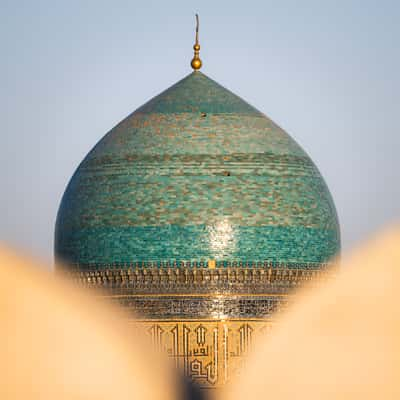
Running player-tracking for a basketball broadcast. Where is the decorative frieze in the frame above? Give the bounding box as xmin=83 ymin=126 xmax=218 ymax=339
xmin=64 ymin=265 xmax=334 ymax=295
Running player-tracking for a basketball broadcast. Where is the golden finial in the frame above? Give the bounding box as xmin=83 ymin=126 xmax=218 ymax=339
xmin=191 ymin=14 xmax=202 ymax=71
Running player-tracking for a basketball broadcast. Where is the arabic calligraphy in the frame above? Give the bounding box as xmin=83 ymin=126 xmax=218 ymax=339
xmin=138 ymin=320 xmax=273 ymax=387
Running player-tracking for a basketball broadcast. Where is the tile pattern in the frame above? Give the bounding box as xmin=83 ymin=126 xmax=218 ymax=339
xmin=69 ymin=265 xmax=333 ymax=387
xmin=71 ymin=267 xmax=332 ymax=388
xmin=113 ymin=295 xmax=286 ymax=320
xmin=55 ymin=72 xmax=340 ymax=267
xmin=68 ymin=266 xmax=331 ymax=295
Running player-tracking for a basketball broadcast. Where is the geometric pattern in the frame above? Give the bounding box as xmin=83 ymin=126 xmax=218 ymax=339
xmin=67 ymin=266 xmax=334 ymax=388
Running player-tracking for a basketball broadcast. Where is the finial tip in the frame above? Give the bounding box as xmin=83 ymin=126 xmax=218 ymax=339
xmin=191 ymin=14 xmax=202 ymax=70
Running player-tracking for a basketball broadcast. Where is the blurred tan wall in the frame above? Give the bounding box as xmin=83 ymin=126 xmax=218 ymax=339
xmin=0 ymin=247 xmax=177 ymax=400
xmin=223 ymin=228 xmax=400 ymax=400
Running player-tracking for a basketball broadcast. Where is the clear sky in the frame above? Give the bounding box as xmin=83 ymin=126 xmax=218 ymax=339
xmin=1 ymin=0 xmax=399 ymax=262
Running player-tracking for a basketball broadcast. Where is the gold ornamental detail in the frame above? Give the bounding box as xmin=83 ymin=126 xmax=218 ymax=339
xmin=134 ymin=319 xmax=274 ymax=388
xmin=191 ymin=14 xmax=202 ymax=70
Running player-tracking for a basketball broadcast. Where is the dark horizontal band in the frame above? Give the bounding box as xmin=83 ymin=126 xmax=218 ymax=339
xmin=63 ymin=266 xmax=334 ymax=295
xmin=111 ymin=294 xmax=288 ymax=320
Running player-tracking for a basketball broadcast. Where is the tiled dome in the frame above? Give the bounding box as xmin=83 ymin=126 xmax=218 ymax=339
xmin=55 ymin=71 xmax=340 ymax=269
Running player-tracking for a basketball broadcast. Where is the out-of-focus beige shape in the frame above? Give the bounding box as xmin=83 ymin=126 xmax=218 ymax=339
xmin=223 ymin=228 xmax=400 ymax=400
xmin=0 ymin=247 xmax=177 ymax=400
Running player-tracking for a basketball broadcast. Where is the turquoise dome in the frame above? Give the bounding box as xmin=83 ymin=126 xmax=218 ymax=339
xmin=55 ymin=71 xmax=340 ymax=269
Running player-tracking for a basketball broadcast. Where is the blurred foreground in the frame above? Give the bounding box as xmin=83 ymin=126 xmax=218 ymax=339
xmin=0 ymin=247 xmax=178 ymax=400
xmin=1 ymin=228 xmax=400 ymax=399
xmin=223 ymin=228 xmax=400 ymax=400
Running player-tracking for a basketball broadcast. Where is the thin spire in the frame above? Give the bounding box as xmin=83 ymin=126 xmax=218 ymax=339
xmin=195 ymin=13 xmax=199 ymax=44
xmin=191 ymin=14 xmax=202 ymax=71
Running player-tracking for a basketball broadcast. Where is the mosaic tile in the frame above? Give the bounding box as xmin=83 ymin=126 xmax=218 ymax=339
xmin=55 ymin=72 xmax=340 ymax=267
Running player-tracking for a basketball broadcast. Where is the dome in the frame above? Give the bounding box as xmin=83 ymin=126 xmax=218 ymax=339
xmin=55 ymin=71 xmax=340 ymax=269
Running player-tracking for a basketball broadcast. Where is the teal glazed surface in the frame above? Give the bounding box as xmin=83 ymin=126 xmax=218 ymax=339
xmin=55 ymin=72 xmax=340 ymax=269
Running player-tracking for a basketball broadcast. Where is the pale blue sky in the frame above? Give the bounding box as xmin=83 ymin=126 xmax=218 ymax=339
xmin=1 ymin=0 xmax=399 ymax=262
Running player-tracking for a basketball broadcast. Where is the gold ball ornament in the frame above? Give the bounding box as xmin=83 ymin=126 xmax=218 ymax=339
xmin=191 ymin=57 xmax=202 ymax=70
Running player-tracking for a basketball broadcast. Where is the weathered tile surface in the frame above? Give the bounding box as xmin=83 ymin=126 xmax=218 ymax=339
xmin=55 ymin=72 xmax=340 ymax=267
